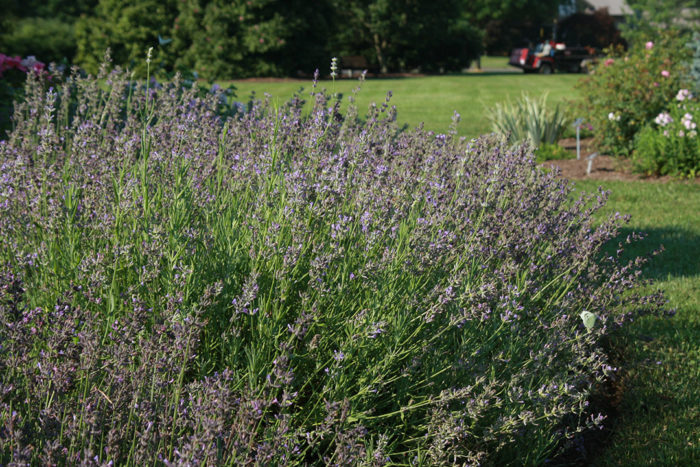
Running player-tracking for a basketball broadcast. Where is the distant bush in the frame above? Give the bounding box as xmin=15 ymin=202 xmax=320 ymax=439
xmin=486 ymin=92 xmax=570 ymax=147
xmin=577 ymin=31 xmax=690 ymax=157
xmin=0 ymin=17 xmax=76 ymax=64
xmin=0 ymin=63 xmax=665 ymax=465
xmin=633 ymin=88 xmax=700 ymax=177
xmin=686 ymin=32 xmax=700 ymax=93
xmin=535 ymin=142 xmax=574 ymax=163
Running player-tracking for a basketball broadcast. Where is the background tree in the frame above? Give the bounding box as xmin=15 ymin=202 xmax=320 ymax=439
xmin=0 ymin=0 xmax=99 ymax=64
xmin=557 ymin=8 xmax=626 ymax=49
xmin=330 ymin=0 xmax=482 ymax=73
xmin=169 ymin=0 xmax=333 ymax=79
xmin=460 ymin=0 xmax=561 ymax=54
xmin=621 ymin=0 xmax=700 ymax=46
xmin=74 ymin=0 xmax=179 ymax=75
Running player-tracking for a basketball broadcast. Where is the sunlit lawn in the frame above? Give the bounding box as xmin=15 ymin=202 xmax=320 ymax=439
xmin=227 ymin=73 xmax=581 ymax=137
xmin=573 ymin=180 xmax=700 ymax=466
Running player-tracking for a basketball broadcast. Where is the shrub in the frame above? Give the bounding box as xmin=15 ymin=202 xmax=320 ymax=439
xmin=633 ymin=88 xmax=700 ymax=177
xmin=0 ymin=54 xmax=48 ymax=137
xmin=486 ymin=92 xmax=570 ymax=147
xmin=535 ymin=142 xmax=573 ymax=163
xmin=686 ymin=32 xmax=700 ymax=93
xmin=0 ymin=17 xmax=76 ymax=65
xmin=577 ymin=31 xmax=690 ymax=157
xmin=0 ymin=61 xmax=665 ymax=465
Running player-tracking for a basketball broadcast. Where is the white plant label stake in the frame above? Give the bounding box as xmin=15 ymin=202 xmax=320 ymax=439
xmin=573 ymin=118 xmax=584 ymax=160
xmin=586 ymin=152 xmax=598 ymax=176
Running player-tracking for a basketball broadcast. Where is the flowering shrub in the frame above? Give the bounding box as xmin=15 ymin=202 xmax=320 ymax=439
xmin=0 ymin=54 xmax=47 ymax=77
xmin=0 ymin=54 xmax=48 ymax=135
xmin=577 ymin=31 xmax=690 ymax=157
xmin=633 ymin=88 xmax=700 ymax=176
xmin=0 ymin=61 xmax=666 ymax=465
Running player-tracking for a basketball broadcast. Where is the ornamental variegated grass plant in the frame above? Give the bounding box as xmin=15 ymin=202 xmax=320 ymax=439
xmin=0 ymin=56 xmax=667 ymax=465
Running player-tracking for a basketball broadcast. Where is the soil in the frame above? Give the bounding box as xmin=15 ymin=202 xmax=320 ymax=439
xmin=543 ymin=138 xmax=700 ymax=183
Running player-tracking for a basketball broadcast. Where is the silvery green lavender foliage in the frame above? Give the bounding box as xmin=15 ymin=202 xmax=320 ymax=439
xmin=0 ymin=59 xmax=666 ymax=466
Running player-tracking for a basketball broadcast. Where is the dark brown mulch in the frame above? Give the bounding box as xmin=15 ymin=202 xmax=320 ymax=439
xmin=541 ymin=138 xmax=700 ymax=183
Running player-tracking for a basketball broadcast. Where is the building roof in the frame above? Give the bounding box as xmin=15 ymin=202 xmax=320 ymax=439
xmin=585 ymin=0 xmax=631 ymax=16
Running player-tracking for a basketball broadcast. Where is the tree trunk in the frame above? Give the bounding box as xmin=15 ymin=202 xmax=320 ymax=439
xmin=373 ymin=33 xmax=387 ymax=74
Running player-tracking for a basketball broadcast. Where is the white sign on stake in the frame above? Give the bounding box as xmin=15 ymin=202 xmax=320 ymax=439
xmin=586 ymin=152 xmax=598 ymax=176
xmin=573 ymin=118 xmax=584 ymax=160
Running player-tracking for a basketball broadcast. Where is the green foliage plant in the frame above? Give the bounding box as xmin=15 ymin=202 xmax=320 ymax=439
xmin=74 ymin=0 xmax=179 ymax=76
xmin=486 ymin=92 xmax=570 ymax=148
xmin=0 ymin=56 xmax=666 ymax=464
xmin=535 ymin=142 xmax=573 ymax=163
xmin=686 ymin=32 xmax=700 ymax=93
xmin=331 ymin=0 xmax=482 ymax=73
xmin=620 ymin=0 xmax=699 ymax=47
xmin=577 ymin=31 xmax=690 ymax=157
xmin=0 ymin=17 xmax=76 ymax=64
xmin=632 ymin=88 xmax=700 ymax=177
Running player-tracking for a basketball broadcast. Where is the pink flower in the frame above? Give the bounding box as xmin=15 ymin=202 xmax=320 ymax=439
xmin=604 ymin=58 xmax=614 ymax=66
xmin=646 ymin=41 xmax=654 ymax=50
xmin=653 ymin=82 xmax=660 ymax=87
xmin=259 ymin=38 xmax=264 ymax=44
xmin=661 ymin=70 xmax=670 ymax=77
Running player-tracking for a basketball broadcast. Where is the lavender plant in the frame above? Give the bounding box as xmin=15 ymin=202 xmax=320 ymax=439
xmin=0 ymin=54 xmax=666 ymax=465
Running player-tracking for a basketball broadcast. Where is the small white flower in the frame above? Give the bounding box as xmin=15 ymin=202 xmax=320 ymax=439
xmin=146 ymin=47 xmax=154 ymax=64
xmin=608 ymin=112 xmax=621 ymax=122
xmin=676 ymin=89 xmax=693 ymax=101
xmin=655 ymin=112 xmax=672 ymax=127
xmin=690 ymin=130 xmax=697 ymax=138
xmin=679 ymin=130 xmax=685 ymax=137
xmin=330 ymin=57 xmax=338 ymax=79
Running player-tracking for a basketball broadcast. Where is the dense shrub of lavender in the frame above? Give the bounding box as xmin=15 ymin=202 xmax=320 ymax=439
xmin=0 ymin=58 xmax=665 ymax=465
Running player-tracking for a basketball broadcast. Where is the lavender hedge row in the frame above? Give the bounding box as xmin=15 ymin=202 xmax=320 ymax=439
xmin=0 ymin=60 xmax=666 ymax=465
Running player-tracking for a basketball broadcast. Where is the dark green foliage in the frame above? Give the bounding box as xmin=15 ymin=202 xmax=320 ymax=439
xmin=632 ymin=100 xmax=700 ymax=177
xmin=535 ymin=142 xmax=573 ymax=163
xmin=167 ymin=0 xmax=333 ymax=79
xmin=557 ymin=8 xmax=626 ymax=49
xmin=687 ymin=32 xmax=700 ymax=93
xmin=460 ymin=0 xmax=561 ymax=54
xmin=331 ymin=0 xmax=482 ymax=73
xmin=74 ymin=0 xmax=179 ymax=75
xmin=0 ymin=0 xmax=584 ymax=78
xmin=633 ymin=124 xmax=700 ymax=177
xmin=621 ymin=0 xmax=700 ymax=47
xmin=0 ymin=0 xmax=99 ymax=21
xmin=0 ymin=17 xmax=76 ymax=64
xmin=0 ymin=0 xmax=99 ymax=64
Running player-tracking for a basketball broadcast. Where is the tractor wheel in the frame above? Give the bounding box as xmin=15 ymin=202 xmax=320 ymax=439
xmin=539 ymin=63 xmax=553 ymax=74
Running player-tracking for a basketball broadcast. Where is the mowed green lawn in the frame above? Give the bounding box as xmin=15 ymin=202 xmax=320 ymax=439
xmin=228 ymin=73 xmax=581 ymax=137
xmin=228 ymin=73 xmax=698 ymax=465
xmin=573 ymin=180 xmax=700 ymax=466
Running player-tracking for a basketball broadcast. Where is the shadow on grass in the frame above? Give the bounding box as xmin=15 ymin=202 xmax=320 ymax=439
xmin=604 ymin=226 xmax=700 ymax=280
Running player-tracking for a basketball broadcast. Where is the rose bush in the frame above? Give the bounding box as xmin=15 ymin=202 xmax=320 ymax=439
xmin=0 ymin=53 xmax=48 ymax=136
xmin=578 ymin=31 xmax=690 ymax=157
